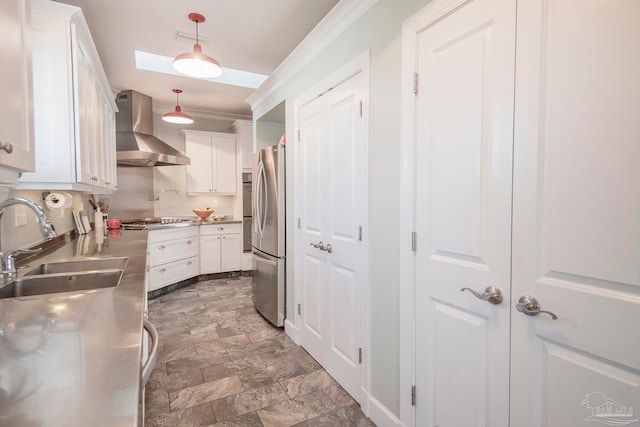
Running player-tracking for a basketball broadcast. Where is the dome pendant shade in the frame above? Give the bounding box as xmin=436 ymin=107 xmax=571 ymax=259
xmin=172 ymin=13 xmax=223 ymax=78
xmin=173 ymin=44 xmax=223 ymax=78
xmin=162 ymin=89 xmax=194 ymax=124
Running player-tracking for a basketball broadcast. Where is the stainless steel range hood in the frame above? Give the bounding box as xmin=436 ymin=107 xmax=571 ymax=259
xmin=115 ymin=90 xmax=190 ymax=166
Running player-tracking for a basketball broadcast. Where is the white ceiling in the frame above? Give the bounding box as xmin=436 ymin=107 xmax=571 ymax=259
xmin=58 ymin=0 xmax=340 ymax=118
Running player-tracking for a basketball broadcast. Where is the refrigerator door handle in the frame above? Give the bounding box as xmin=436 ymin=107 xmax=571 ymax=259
xmin=255 ymin=160 xmax=268 ymax=238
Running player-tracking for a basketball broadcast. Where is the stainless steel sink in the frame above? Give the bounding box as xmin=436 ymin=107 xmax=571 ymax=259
xmin=24 ymin=257 xmax=128 ymax=276
xmin=0 ymin=270 xmax=123 ymax=299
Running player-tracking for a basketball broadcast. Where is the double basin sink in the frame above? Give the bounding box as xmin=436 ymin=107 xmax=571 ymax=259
xmin=0 ymin=257 xmax=128 ymax=299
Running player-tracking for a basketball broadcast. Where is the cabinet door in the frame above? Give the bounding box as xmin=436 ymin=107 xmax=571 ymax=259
xmin=200 ymin=234 xmax=221 ymax=274
xmin=27 ymin=9 xmax=75 ymax=183
xmin=75 ymin=38 xmax=99 ymax=186
xmin=221 ymin=233 xmax=242 ymax=272
xmin=212 ymin=136 xmax=237 ymax=194
xmin=232 ymin=120 xmax=253 ymax=172
xmin=102 ymin=95 xmax=117 ymax=190
xmin=186 ymin=135 xmax=214 ymax=193
xmin=0 ymin=0 xmax=35 ymax=172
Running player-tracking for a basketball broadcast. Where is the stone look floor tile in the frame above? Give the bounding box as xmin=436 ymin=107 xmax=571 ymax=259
xmin=166 ymin=350 xmax=231 ymax=375
xmin=202 ymin=355 xmax=266 ymax=384
xmin=211 ymin=382 xmax=289 ymax=422
xmin=304 ymin=403 xmax=377 ymax=427
xmin=211 ymin=411 xmax=263 ymax=427
xmin=256 ymin=390 xmax=337 ymax=427
xmin=145 ymin=277 xmax=374 ymax=426
xmin=281 ymin=369 xmax=339 ymax=399
xmin=169 ymin=376 xmax=244 ymax=411
xmin=146 ymin=402 xmax=215 ymax=427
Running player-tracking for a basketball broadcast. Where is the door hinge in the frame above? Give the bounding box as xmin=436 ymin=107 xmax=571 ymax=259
xmin=411 ymin=385 xmax=417 ymax=406
xmin=411 ymin=231 xmax=417 ymax=252
xmin=298 ymin=129 xmax=301 ymax=141
xmin=358 ymin=348 xmax=363 ymax=364
xmin=358 ymin=226 xmax=363 ymax=241
xmin=413 ymin=72 xmax=419 ymax=95
xmin=297 ymin=217 xmax=301 ymax=229
xmin=297 ymin=303 xmax=301 ymax=315
xmin=359 ymin=100 xmax=363 ymax=117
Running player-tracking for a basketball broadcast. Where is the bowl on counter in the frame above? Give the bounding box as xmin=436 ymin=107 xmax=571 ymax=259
xmin=106 ymin=218 xmax=122 ymax=229
xmin=193 ymin=208 xmax=214 ymax=221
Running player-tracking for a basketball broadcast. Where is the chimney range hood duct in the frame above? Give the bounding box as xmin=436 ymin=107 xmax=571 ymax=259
xmin=115 ymin=90 xmax=190 ymax=166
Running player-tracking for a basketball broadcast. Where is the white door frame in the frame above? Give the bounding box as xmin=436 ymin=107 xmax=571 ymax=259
xmin=289 ymin=49 xmax=371 ymax=407
xmin=398 ymin=0 xmax=479 ymax=425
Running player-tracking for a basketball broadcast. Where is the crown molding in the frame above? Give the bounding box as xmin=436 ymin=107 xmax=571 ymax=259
xmin=246 ymin=0 xmax=379 ymax=113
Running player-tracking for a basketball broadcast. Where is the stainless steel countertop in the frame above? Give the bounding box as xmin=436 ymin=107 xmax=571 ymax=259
xmin=0 ymin=230 xmax=149 ymax=427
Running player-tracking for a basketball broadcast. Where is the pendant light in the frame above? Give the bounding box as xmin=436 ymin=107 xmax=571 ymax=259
xmin=162 ymin=89 xmax=194 ymax=124
xmin=172 ymin=13 xmax=223 ymax=78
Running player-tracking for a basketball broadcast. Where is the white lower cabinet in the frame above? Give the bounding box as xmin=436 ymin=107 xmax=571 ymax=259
xmin=200 ymin=224 xmax=242 ymax=274
xmin=147 ymin=227 xmax=199 ymax=292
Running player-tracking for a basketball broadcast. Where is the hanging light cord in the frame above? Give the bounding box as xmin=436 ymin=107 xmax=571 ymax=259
xmin=195 ymin=19 xmax=200 ymax=45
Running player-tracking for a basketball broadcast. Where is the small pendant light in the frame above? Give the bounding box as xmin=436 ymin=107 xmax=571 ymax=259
xmin=162 ymin=89 xmax=194 ymax=124
xmin=173 ymin=13 xmax=223 ymax=78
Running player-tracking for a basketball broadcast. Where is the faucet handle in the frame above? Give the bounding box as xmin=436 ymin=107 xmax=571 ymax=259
xmin=39 ymin=220 xmax=57 ymax=239
xmin=3 ymin=248 xmax=42 ymax=272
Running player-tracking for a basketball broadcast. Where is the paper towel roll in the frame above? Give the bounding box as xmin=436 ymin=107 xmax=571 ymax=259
xmin=45 ymin=192 xmax=73 ymax=209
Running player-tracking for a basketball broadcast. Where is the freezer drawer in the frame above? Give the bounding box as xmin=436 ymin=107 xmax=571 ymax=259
xmin=252 ymin=250 xmax=285 ymax=327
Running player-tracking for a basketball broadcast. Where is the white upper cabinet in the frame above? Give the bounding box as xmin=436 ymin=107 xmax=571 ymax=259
xmin=0 ymin=0 xmax=35 ymax=180
xmin=19 ymin=0 xmax=117 ymax=192
xmin=183 ymin=130 xmax=237 ymax=195
xmin=231 ymin=119 xmax=253 ymax=172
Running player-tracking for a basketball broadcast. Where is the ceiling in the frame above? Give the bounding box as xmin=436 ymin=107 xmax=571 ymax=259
xmin=58 ymin=0 xmax=340 ymax=118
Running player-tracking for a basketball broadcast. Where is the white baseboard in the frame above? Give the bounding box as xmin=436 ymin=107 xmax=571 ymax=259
xmin=284 ymin=318 xmax=300 ymax=344
xmin=366 ymin=394 xmax=405 ymax=427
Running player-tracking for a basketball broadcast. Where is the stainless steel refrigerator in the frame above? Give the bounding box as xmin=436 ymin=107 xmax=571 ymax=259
xmin=252 ymin=143 xmax=285 ymax=327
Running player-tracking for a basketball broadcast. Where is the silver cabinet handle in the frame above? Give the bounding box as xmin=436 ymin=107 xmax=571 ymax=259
xmin=158 ymin=245 xmax=165 ymax=250
xmin=516 ymin=295 xmax=558 ymax=319
xmin=142 ymin=319 xmax=159 ymax=385
xmin=158 ymin=268 xmax=166 ymax=273
xmin=461 ymin=286 xmax=503 ymax=305
xmin=324 ymin=243 xmax=333 ymax=253
xmin=309 ymin=241 xmax=322 ymax=249
xmin=186 ymin=261 xmax=192 ymax=265
xmin=186 ymin=240 xmax=192 ymax=245
xmin=0 ymin=141 xmax=13 ymax=153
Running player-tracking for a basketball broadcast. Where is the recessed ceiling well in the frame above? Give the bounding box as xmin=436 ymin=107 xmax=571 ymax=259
xmin=58 ymin=0 xmax=340 ymax=118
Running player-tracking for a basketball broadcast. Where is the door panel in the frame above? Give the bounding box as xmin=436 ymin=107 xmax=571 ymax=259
xmin=511 ymin=0 xmax=640 ymax=424
xmin=414 ymin=0 xmax=515 ymax=425
xmin=298 ymin=71 xmax=366 ymax=400
xmin=300 ymin=94 xmax=326 ymax=359
xmin=433 ymin=303 xmax=490 ymax=426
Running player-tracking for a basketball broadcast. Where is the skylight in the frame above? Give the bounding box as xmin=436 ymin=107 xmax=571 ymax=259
xmin=135 ymin=50 xmax=268 ymax=89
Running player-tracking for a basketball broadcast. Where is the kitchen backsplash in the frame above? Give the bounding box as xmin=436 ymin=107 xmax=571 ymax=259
xmin=0 ymin=189 xmax=91 ymax=252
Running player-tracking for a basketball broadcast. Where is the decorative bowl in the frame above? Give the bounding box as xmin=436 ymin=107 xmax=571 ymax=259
xmin=106 ymin=218 xmax=122 ymax=229
xmin=193 ymin=208 xmax=214 ymax=221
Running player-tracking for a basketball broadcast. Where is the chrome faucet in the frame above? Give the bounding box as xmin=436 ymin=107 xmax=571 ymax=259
xmin=0 ymin=197 xmax=57 ymax=281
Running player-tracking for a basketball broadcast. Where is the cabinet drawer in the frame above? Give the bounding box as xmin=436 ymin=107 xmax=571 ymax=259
xmin=148 ymin=236 xmax=199 ymax=267
xmin=148 ymin=226 xmax=198 ymax=244
xmin=148 ymin=256 xmax=199 ymax=292
xmin=200 ymin=223 xmax=242 ymax=236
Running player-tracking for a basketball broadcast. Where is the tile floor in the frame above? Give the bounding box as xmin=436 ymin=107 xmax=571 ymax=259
xmin=145 ymin=276 xmax=376 ymax=427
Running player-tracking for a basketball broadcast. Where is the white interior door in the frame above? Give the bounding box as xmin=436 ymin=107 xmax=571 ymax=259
xmin=413 ymin=0 xmax=516 ymax=425
xmin=510 ymin=0 xmax=640 ymax=425
xmin=298 ymin=71 xmax=367 ymax=401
